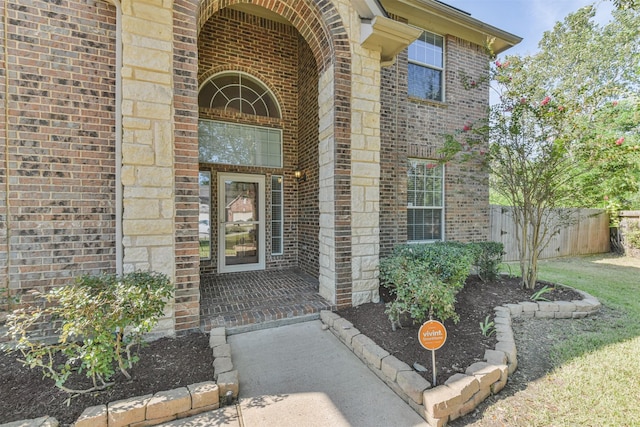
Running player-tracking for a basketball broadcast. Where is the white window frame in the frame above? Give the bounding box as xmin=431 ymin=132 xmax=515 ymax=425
xmin=408 ymin=30 xmax=445 ymax=102
xmin=407 ymin=159 xmax=445 ymax=242
xmin=198 ymin=71 xmax=282 ymax=118
xmin=199 ymin=171 xmax=212 ymax=260
xmin=271 ymin=175 xmax=284 ymax=256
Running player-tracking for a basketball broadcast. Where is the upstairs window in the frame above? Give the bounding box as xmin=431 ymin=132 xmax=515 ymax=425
xmin=408 ymin=31 xmax=444 ymax=102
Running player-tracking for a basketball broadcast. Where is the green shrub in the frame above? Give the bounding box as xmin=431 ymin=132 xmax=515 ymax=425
xmin=381 ymin=257 xmax=460 ymax=330
xmin=389 ymin=242 xmax=475 ymax=288
xmin=380 ymin=242 xmax=475 ymax=330
xmin=468 ymin=241 xmax=505 ymax=282
xmin=6 ymin=271 xmax=173 ymax=394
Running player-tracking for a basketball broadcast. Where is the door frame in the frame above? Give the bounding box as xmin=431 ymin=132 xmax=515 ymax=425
xmin=217 ymin=172 xmax=266 ymax=273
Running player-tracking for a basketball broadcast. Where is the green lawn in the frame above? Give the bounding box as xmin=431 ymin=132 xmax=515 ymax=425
xmin=489 ymin=255 xmax=640 ymax=426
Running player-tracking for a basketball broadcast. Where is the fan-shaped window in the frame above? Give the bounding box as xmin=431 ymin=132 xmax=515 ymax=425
xmin=199 ymin=72 xmax=281 ymax=118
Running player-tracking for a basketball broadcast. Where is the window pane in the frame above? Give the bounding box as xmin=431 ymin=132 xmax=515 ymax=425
xmin=271 ymin=175 xmax=283 ymax=255
xmin=225 ymin=223 xmax=259 ymax=265
xmin=407 ymin=208 xmax=442 ymax=241
xmin=225 ymin=181 xmax=259 ymax=222
xmin=408 ymin=31 xmax=443 ymax=101
xmin=408 ymin=63 xmax=442 ymax=101
xmin=199 ymin=120 xmax=282 ymax=167
xmin=409 ymin=31 xmax=443 ymax=68
xmin=199 ymin=72 xmax=280 ymax=118
xmin=199 ymin=171 xmax=211 ymax=259
xmin=407 ymin=160 xmax=444 ymax=242
xmin=198 ymin=82 xmax=217 ymax=109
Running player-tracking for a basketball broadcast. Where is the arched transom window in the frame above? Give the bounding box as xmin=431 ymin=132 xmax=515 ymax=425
xmin=198 ymin=72 xmax=281 ymax=118
xmin=198 ymin=72 xmax=283 ymax=168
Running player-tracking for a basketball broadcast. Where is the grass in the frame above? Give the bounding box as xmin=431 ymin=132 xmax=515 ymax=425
xmin=489 ymin=254 xmax=640 ymax=426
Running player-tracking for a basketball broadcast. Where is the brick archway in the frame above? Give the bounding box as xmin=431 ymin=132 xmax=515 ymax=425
xmin=197 ymin=0 xmax=353 ymax=307
xmin=197 ymin=0 xmax=342 ymax=73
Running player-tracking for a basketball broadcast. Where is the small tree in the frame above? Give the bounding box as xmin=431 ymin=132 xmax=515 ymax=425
xmin=443 ymin=58 xmax=579 ymax=289
xmin=442 ymin=5 xmax=640 ymax=289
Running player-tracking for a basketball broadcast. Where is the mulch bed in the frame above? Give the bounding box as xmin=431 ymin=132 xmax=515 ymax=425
xmin=0 ymin=332 xmax=214 ymax=426
xmin=338 ymin=275 xmax=582 ymax=383
xmin=0 ymin=275 xmax=582 ymax=426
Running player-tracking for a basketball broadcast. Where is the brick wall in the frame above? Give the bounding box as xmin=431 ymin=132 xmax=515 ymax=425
xmin=198 ymin=0 xmax=353 ymax=307
xmin=173 ymin=0 xmax=201 ymax=332
xmin=297 ymin=34 xmax=320 ymax=278
xmin=0 ymin=0 xmax=117 ymax=300
xmin=380 ymin=34 xmax=491 ymax=256
xmin=197 ymin=9 xmax=301 ymax=273
xmin=0 ymin=0 xmax=7 ymax=305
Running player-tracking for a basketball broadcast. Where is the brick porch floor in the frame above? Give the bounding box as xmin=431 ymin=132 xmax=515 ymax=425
xmin=199 ymin=268 xmax=335 ymax=333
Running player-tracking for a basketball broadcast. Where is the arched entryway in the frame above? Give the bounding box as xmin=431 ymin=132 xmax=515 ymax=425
xmin=196 ymin=0 xmax=352 ymax=330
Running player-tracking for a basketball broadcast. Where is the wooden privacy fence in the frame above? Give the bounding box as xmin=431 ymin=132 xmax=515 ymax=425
xmin=489 ymin=205 xmax=610 ymax=262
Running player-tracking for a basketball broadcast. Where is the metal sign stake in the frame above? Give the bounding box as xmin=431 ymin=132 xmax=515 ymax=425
xmin=432 ymin=349 xmax=437 ymax=385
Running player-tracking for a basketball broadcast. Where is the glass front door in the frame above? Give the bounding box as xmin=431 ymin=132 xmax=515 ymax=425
xmin=218 ymin=173 xmax=265 ymax=273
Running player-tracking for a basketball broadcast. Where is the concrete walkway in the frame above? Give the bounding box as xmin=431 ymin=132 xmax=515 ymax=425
xmin=160 ymin=320 xmax=426 ymax=427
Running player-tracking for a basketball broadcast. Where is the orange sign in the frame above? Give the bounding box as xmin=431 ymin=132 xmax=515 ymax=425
xmin=418 ymin=320 xmax=447 ymax=350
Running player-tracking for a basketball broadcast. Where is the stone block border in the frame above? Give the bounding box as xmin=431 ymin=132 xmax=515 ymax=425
xmin=320 ymin=285 xmax=600 ymax=427
xmin=0 ymin=328 xmax=239 ymax=427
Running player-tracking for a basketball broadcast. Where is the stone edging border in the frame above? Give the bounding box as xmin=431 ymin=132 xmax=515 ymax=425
xmin=0 ymin=328 xmax=239 ymax=427
xmin=320 ymin=285 xmax=601 ymax=427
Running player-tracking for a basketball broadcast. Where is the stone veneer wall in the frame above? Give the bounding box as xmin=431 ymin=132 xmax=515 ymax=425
xmin=380 ymin=32 xmax=491 ymax=256
xmin=120 ymin=0 xmax=177 ymax=335
xmin=0 ymin=0 xmax=117 ymax=317
xmin=333 ymin=0 xmax=383 ymax=306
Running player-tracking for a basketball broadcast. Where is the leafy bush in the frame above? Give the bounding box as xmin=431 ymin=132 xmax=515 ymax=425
xmin=6 ymin=271 xmax=173 ymax=393
xmin=380 ymin=257 xmax=460 ymax=330
xmin=380 ymin=242 xmax=475 ymax=330
xmin=389 ymin=242 xmax=475 ymax=288
xmin=467 ymin=241 xmax=505 ymax=282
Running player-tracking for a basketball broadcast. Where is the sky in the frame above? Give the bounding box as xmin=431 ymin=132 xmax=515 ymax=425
xmin=443 ymin=0 xmax=615 ymax=57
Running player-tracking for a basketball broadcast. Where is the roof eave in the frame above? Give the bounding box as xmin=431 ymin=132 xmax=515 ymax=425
xmin=380 ymin=0 xmax=522 ymax=54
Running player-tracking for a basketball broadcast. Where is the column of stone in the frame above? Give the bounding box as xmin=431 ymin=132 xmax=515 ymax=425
xmin=120 ymin=0 xmax=176 ymax=335
xmin=318 ymin=65 xmax=337 ymax=304
xmin=340 ymin=1 xmax=382 ymax=306
xmin=349 ymin=43 xmax=382 ymax=306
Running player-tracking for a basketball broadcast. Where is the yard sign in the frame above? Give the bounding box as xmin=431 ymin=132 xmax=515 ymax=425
xmin=418 ymin=320 xmax=447 ymax=385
